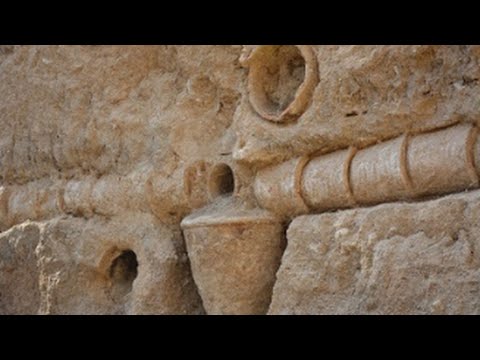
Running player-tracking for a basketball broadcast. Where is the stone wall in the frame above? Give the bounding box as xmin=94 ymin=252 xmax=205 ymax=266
xmin=1 ymin=45 xmax=480 ymax=314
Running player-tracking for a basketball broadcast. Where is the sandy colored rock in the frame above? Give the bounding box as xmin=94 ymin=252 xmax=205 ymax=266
xmin=254 ymin=157 xmax=309 ymax=218
xmin=0 ymin=222 xmax=41 ymax=314
xmin=0 ymin=46 xmax=244 ymax=314
xmin=302 ymin=148 xmax=357 ymax=212
xmin=350 ymin=135 xmax=410 ymax=204
xmin=254 ymin=123 xmax=480 ymax=217
xmin=1 ymin=214 xmax=203 ymax=315
xmin=269 ymin=190 xmax=480 ymax=315
xmin=181 ymin=200 xmax=285 ymax=315
xmin=407 ymin=123 xmax=478 ymax=197
xmin=242 ymin=45 xmax=319 ymax=123
xmin=2 ymin=45 xmax=480 ymax=315
xmin=234 ymin=45 xmax=480 ymax=166
xmin=37 ymin=213 xmax=203 ymax=315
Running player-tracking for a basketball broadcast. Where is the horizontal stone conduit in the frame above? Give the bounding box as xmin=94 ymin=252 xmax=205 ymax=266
xmin=0 ymin=170 xmax=152 ymax=231
xmin=0 ymin=169 xmax=188 ymax=231
xmin=254 ymin=123 xmax=480 ymax=217
xmin=0 ymin=160 xmax=232 ymax=231
xmin=3 ymin=123 xmax=479 ymax=231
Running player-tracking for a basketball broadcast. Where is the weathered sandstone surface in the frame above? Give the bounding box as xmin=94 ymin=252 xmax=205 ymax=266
xmin=270 ymin=190 xmax=480 ymax=315
xmin=1 ymin=45 xmax=480 ymax=314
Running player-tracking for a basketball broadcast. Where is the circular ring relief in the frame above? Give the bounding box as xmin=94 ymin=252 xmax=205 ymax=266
xmin=243 ymin=45 xmax=319 ymax=123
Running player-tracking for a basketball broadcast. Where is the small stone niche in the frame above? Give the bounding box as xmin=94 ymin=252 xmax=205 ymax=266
xmin=108 ymin=250 xmax=138 ymax=302
xmin=208 ymin=163 xmax=235 ymax=199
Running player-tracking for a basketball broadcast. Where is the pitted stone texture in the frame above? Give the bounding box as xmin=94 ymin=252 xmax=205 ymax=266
xmin=3 ymin=45 xmax=480 ymax=315
xmin=269 ymin=190 xmax=480 ymax=315
xmin=0 ymin=214 xmax=204 ymax=315
xmin=234 ymin=46 xmax=480 ymax=166
xmin=0 ymin=222 xmax=41 ymax=314
xmin=0 ymin=46 xmax=243 ymax=186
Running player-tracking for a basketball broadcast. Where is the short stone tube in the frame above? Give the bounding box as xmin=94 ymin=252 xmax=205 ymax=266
xmin=349 ymin=135 xmax=412 ymax=205
xmin=406 ymin=124 xmax=479 ymax=198
xmin=302 ymin=147 xmax=357 ymax=211
xmin=254 ymin=156 xmax=310 ymax=217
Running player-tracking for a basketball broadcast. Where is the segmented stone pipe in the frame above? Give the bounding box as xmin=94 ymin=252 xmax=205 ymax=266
xmin=302 ymin=147 xmax=357 ymax=211
xmin=0 ymin=160 xmax=234 ymax=230
xmin=0 ymin=169 xmax=154 ymax=230
xmin=407 ymin=124 xmax=478 ymax=197
xmin=254 ymin=123 xmax=480 ymax=216
xmin=254 ymin=157 xmax=310 ymax=217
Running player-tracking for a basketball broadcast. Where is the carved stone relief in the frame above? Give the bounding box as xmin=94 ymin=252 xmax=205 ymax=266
xmin=2 ymin=45 xmax=480 ymax=314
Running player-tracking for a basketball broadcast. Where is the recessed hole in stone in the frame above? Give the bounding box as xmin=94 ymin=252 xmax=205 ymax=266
xmin=208 ymin=164 xmax=235 ymax=199
xmin=247 ymin=45 xmax=318 ymax=123
xmin=109 ymin=250 xmax=138 ymax=301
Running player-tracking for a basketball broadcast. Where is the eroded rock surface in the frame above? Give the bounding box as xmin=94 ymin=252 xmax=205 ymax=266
xmin=270 ymin=191 xmax=480 ymax=315
xmin=2 ymin=45 xmax=480 ymax=314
